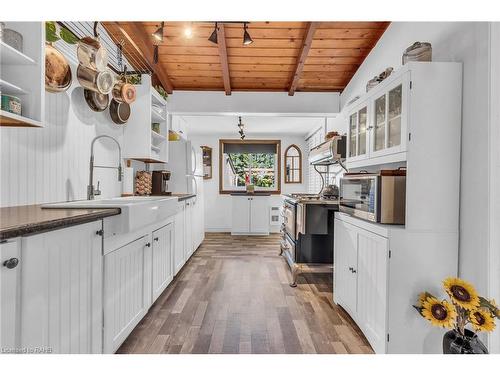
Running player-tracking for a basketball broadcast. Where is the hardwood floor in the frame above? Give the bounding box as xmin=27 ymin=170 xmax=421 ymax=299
xmin=116 ymin=233 xmax=373 ymax=354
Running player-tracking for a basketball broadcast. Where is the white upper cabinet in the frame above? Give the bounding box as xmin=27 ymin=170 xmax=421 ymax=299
xmin=369 ymin=74 xmax=409 ymax=159
xmin=347 ymin=104 xmax=369 ymax=162
xmin=123 ymin=74 xmax=169 ymax=163
xmin=346 ymin=71 xmax=409 ymax=167
xmin=0 ymin=22 xmax=44 ymax=127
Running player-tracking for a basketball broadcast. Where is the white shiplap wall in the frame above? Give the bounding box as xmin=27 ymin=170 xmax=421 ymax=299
xmin=306 ymin=127 xmax=325 ymax=194
xmin=0 ymin=41 xmax=129 ymax=207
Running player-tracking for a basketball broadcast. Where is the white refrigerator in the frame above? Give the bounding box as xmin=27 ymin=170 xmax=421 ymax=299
xmin=164 ymin=139 xmax=205 ymax=249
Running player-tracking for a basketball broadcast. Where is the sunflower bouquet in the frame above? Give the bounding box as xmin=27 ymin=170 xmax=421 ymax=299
xmin=414 ymin=277 xmax=500 ymax=337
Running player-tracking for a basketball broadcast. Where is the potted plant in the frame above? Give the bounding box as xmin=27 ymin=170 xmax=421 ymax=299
xmin=414 ymin=277 xmax=499 ymax=354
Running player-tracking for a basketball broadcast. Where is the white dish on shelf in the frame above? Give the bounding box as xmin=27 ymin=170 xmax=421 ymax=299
xmin=151 ymin=130 xmax=166 ymax=144
xmin=151 ymin=145 xmax=161 ymax=153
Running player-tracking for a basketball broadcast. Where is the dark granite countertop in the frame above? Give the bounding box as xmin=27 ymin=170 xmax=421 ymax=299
xmin=230 ymin=192 xmax=272 ymax=196
xmin=170 ymin=193 xmax=197 ymax=201
xmin=0 ymin=205 xmax=121 ymax=240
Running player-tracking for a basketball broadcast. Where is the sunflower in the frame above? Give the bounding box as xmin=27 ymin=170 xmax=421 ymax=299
xmin=421 ymin=297 xmax=457 ymax=329
xmin=443 ymin=277 xmax=480 ymax=310
xmin=470 ymin=309 xmax=496 ymax=332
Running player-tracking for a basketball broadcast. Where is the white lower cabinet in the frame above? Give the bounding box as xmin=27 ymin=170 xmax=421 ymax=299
xmin=174 ymin=202 xmax=186 ymax=275
xmin=19 ymin=221 xmax=103 ymax=354
xmin=334 ymin=217 xmax=388 ymax=354
xmin=0 ymin=238 xmax=21 ymax=352
xmin=356 ymin=228 xmax=388 ymax=354
xmin=152 ymin=223 xmax=174 ymax=301
xmin=185 ymin=199 xmax=194 ymax=258
xmin=103 ymin=234 xmax=152 ymax=353
xmin=231 ymin=195 xmax=270 ymax=235
xmin=192 ymin=197 xmax=204 ymax=250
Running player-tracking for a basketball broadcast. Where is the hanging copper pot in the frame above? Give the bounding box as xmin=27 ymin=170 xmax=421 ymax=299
xmin=45 ymin=43 xmax=72 ymax=93
xmin=112 ymin=79 xmax=136 ymax=104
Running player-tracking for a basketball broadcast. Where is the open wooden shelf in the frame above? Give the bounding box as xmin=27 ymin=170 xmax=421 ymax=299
xmin=130 ymin=157 xmax=168 ymax=164
xmin=0 ymin=110 xmax=43 ymax=127
xmin=0 ymin=41 xmax=37 ymax=65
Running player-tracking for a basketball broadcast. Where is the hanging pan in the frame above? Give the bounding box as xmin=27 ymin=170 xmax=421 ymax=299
xmin=109 ymin=98 xmax=130 ymax=125
xmin=112 ymin=66 xmax=136 ymax=104
xmin=45 ymin=42 xmax=72 ymax=93
xmin=77 ymin=22 xmax=109 ymax=71
xmin=84 ymin=89 xmax=109 ymax=112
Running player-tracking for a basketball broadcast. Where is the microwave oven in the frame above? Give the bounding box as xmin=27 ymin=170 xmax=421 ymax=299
xmin=339 ymin=170 xmax=406 ymax=224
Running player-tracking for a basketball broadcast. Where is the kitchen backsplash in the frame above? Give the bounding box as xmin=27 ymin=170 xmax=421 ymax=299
xmin=0 ymin=44 xmax=131 ymax=207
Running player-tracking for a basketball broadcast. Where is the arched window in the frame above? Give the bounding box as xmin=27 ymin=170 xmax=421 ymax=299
xmin=284 ymin=144 xmax=302 ymax=184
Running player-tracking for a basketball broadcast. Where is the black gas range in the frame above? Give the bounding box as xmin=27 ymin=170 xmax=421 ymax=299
xmin=280 ymin=194 xmax=339 ymax=287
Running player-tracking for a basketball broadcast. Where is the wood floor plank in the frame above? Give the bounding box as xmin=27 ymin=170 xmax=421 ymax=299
xmin=117 ymin=233 xmax=373 ymax=354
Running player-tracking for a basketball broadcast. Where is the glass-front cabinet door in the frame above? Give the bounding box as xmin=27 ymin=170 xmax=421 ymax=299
xmin=369 ymin=73 xmax=408 ymax=157
xmin=347 ymin=105 xmax=369 ymax=161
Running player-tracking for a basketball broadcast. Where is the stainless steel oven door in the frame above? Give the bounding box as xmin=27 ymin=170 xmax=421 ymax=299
xmin=280 ymin=233 xmax=296 ymax=263
xmin=339 ymin=174 xmax=378 ymax=222
xmin=283 ymin=201 xmax=296 ymax=239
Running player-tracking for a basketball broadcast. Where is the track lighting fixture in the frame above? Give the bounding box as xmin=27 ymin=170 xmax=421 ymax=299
xmin=152 ymin=22 xmax=165 ymax=43
xmin=207 ymin=22 xmax=252 ymax=46
xmin=237 ymin=116 xmax=246 ymax=140
xmin=208 ymin=22 xmax=218 ymax=44
xmin=243 ymin=23 xmax=253 ymax=45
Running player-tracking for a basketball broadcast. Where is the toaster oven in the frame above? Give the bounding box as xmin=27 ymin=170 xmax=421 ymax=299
xmin=339 ymin=170 xmax=406 ymax=224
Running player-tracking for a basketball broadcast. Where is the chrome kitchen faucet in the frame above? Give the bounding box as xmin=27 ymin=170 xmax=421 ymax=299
xmin=87 ymin=135 xmax=123 ymax=200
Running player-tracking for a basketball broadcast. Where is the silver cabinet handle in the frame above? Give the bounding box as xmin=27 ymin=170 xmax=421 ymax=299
xmin=348 ymin=267 xmax=353 ymax=272
xmin=3 ymin=258 xmax=19 ymax=269
xmin=145 ymin=242 xmax=151 ymax=248
xmin=154 ymin=237 xmax=159 ymax=242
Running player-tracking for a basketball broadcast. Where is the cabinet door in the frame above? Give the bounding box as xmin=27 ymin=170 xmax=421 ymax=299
xmin=174 ymin=205 xmax=186 ymax=275
xmin=231 ymin=196 xmax=250 ymax=234
xmin=370 ymin=74 xmax=409 ymax=158
xmin=333 ymin=220 xmax=358 ymax=316
xmin=152 ymin=223 xmax=174 ymax=301
xmin=0 ymin=239 xmax=21 ymax=351
xmin=249 ymin=197 xmax=270 ymax=234
xmin=103 ymin=235 xmax=150 ymax=353
xmin=185 ymin=200 xmax=194 ymax=258
xmin=348 ymin=111 xmax=358 ymax=158
xmin=347 ymin=105 xmax=369 ymax=162
xmin=356 ymin=229 xmax=388 ymax=354
xmin=193 ymin=198 xmax=203 ymax=252
xmin=20 ymin=221 xmax=103 ymax=353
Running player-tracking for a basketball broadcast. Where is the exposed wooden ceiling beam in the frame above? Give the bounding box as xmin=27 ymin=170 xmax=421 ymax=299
xmin=216 ymin=23 xmax=231 ymax=95
xmin=288 ymin=22 xmax=320 ymax=96
xmin=106 ymin=22 xmax=174 ymax=94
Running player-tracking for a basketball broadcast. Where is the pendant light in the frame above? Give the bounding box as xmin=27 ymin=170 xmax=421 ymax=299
xmin=237 ymin=116 xmax=246 ymax=140
xmin=208 ymin=22 xmax=218 ymax=44
xmin=243 ymin=23 xmax=253 ymax=45
xmin=152 ymin=21 xmax=165 ymax=43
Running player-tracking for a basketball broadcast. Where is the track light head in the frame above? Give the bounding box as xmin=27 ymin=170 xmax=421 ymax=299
xmin=152 ymin=22 xmax=165 ymax=43
xmin=208 ymin=22 xmax=218 ymax=44
xmin=243 ymin=23 xmax=253 ymax=45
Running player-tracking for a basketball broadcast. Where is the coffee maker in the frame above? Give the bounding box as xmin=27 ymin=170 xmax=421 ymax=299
xmin=152 ymin=170 xmax=171 ymax=195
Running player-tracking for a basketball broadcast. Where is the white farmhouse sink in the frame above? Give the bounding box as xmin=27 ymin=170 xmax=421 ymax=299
xmin=42 ymin=196 xmax=178 ymax=234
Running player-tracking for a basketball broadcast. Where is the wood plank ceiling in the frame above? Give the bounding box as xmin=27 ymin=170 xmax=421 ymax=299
xmin=103 ymin=21 xmax=389 ymax=95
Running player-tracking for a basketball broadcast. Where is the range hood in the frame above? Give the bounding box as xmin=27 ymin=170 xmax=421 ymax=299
xmin=309 ymin=136 xmax=347 ymax=165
